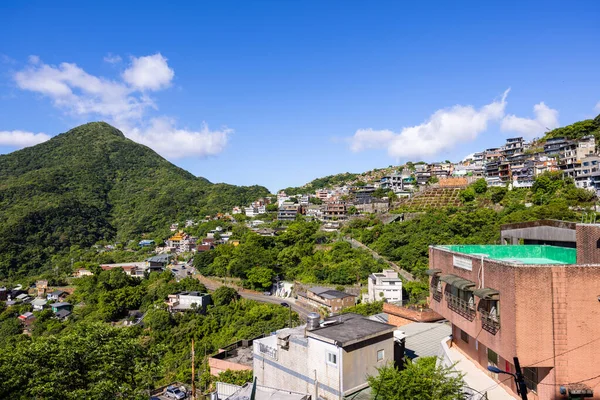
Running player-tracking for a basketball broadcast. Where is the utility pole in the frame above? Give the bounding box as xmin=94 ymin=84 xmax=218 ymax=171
xmin=191 ymin=338 xmax=196 ymax=400
xmin=513 ymin=357 xmax=528 ymax=400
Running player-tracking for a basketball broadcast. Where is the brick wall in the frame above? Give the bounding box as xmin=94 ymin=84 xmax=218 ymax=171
xmin=576 ymin=224 xmax=600 ymax=264
xmin=383 ymin=303 xmax=443 ymax=327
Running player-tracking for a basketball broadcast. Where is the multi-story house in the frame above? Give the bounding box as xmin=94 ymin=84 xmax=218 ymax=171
xmin=366 ymin=270 xmax=402 ymax=303
xmin=574 ymin=154 xmax=600 ymax=192
xmin=297 ymin=287 xmax=356 ymax=315
xmin=323 ymin=202 xmax=347 ymax=220
xmin=315 ymin=190 xmax=329 ymax=201
xmin=426 ymin=223 xmax=600 ymax=400
xmin=278 ymin=203 xmax=300 ymax=221
xmin=253 ymin=313 xmax=400 ymax=400
xmin=380 ymin=173 xmax=404 ymax=192
xmin=544 ymin=137 xmax=569 ymax=156
xmin=501 ymin=137 xmax=525 ymax=157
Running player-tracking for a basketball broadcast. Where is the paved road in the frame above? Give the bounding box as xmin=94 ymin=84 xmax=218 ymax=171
xmin=197 ymin=275 xmax=313 ymax=319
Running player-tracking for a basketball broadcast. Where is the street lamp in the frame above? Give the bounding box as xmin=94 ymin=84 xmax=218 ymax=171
xmin=487 ymin=357 xmax=528 ymax=400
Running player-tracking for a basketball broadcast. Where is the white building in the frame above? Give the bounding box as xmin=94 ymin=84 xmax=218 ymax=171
xmin=253 ymin=313 xmax=399 ymax=400
xmin=367 ymin=270 xmax=402 ymax=303
xmin=166 ymin=291 xmax=212 ymax=312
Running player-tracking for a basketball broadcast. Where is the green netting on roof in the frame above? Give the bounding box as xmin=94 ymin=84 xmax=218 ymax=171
xmin=440 ymin=245 xmax=576 ymax=265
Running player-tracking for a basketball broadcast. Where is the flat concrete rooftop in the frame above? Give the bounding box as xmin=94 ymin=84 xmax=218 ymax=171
xmin=307 ymin=313 xmax=396 ymax=347
xmin=438 ymin=244 xmax=577 ymax=265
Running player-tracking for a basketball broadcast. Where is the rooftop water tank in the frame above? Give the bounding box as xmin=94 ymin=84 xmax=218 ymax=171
xmin=306 ymin=312 xmax=320 ymax=330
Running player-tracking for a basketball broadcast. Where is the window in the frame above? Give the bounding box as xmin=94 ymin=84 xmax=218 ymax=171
xmin=460 ymin=329 xmax=469 ymax=343
xmin=487 ymin=349 xmax=498 ymax=366
xmin=523 ymin=367 xmax=538 ymax=393
xmin=377 ymin=349 xmax=384 ymax=362
xmin=327 ymin=352 xmax=337 ymax=365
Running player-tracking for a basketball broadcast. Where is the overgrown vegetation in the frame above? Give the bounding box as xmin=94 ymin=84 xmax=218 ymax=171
xmin=0 ymin=268 xmax=296 ymax=399
xmin=194 ymin=219 xmax=388 ymax=287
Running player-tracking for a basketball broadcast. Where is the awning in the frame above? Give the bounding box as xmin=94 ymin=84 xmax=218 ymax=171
xmin=439 ymin=274 xmax=475 ymax=291
xmin=425 ymin=269 xmax=441 ymax=276
xmin=473 ymin=288 xmax=500 ymax=300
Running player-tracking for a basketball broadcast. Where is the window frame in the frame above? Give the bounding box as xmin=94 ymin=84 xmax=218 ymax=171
xmin=523 ymin=367 xmax=538 ymax=393
xmin=326 ymin=351 xmax=338 ymax=366
xmin=377 ymin=349 xmax=385 ymax=362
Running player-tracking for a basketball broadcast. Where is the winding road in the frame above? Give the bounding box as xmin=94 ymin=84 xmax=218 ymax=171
xmin=196 ymin=274 xmax=313 ymax=319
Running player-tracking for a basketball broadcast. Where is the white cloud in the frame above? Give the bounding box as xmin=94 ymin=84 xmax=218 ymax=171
xmin=28 ymin=55 xmax=40 ymax=65
xmin=122 ymin=53 xmax=174 ymax=91
xmin=595 ymin=102 xmax=600 ymax=113
xmin=501 ymin=102 xmax=559 ymax=138
xmin=349 ymin=89 xmax=510 ymax=159
xmin=10 ymin=54 xmax=228 ymax=159
xmin=125 ymin=117 xmax=230 ymax=159
xmin=0 ymin=130 xmax=51 ymax=148
xmin=103 ymin=53 xmax=122 ymax=64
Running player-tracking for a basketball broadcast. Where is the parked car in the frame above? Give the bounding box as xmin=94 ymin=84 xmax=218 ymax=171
xmin=280 ymin=302 xmax=290 ymax=307
xmin=165 ymin=386 xmax=186 ymax=399
xmin=263 ymin=291 xmax=271 ymax=296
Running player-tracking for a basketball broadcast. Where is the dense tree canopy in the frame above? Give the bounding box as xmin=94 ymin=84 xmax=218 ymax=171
xmin=368 ymin=357 xmax=464 ymax=400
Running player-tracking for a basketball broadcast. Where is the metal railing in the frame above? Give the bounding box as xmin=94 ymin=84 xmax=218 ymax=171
xmin=480 ymin=309 xmax=500 ymax=334
xmin=445 ymin=292 xmax=476 ymax=321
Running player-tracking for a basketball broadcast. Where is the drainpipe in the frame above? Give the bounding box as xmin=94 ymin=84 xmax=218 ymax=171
xmin=314 ymin=369 xmax=318 ymax=400
xmin=338 ymin=347 xmax=343 ymax=400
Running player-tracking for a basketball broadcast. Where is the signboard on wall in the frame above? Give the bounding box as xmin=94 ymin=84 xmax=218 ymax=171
xmin=453 ymin=255 xmax=473 ymax=271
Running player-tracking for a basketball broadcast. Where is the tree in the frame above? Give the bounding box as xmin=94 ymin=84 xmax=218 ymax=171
xmin=427 ymin=176 xmax=439 ymax=185
xmin=246 ymin=267 xmax=274 ymax=290
xmin=489 ymin=187 xmax=507 ymax=204
xmin=459 ymin=188 xmax=475 ymax=203
xmin=472 ymin=178 xmax=488 ymax=194
xmin=309 ymin=197 xmax=323 ymax=205
xmin=368 ymin=357 xmax=464 ymax=400
xmin=212 ymin=286 xmax=239 ymax=306
xmin=347 ymin=206 xmax=359 ymax=215
xmin=266 ymin=203 xmax=279 ymax=212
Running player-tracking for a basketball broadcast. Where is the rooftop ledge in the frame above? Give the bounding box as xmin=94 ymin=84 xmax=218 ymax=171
xmin=434 ymin=244 xmax=577 ymax=265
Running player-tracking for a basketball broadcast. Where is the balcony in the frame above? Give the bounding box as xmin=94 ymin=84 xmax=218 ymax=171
xmin=445 ymin=292 xmax=476 ymax=321
xmin=480 ymin=309 xmax=500 ymax=334
xmin=432 ymin=288 xmax=442 ymax=302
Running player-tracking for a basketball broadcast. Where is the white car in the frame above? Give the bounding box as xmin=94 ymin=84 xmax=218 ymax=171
xmin=165 ymin=385 xmax=186 ymax=399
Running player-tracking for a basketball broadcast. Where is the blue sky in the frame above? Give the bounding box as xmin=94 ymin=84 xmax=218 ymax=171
xmin=1 ymin=1 xmax=599 ymax=192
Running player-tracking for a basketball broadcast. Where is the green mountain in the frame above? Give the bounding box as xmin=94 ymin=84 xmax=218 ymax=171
xmin=542 ymin=113 xmax=600 ymax=141
xmin=0 ymin=122 xmax=269 ymax=277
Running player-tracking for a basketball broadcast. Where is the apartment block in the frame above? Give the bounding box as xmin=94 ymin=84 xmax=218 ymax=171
xmin=427 ymin=224 xmax=600 ymax=399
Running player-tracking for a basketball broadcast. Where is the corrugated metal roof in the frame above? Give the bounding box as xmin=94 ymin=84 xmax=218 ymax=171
xmin=400 ymin=322 xmax=452 ymax=360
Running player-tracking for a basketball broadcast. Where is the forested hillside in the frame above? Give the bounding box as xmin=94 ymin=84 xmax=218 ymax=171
xmin=0 ymin=122 xmax=269 ymax=277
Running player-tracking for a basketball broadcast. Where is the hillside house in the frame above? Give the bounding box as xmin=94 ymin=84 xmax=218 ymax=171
xmin=297 ymin=287 xmax=356 ymax=315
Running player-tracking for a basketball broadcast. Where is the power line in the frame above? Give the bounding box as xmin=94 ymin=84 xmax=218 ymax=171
xmin=528 ymin=335 xmax=600 ymax=367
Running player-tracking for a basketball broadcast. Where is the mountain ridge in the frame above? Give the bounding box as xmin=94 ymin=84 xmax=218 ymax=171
xmin=0 ymin=121 xmax=269 ymax=277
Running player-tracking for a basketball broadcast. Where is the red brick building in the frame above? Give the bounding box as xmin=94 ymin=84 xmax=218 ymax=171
xmin=427 ymin=224 xmax=600 ymax=399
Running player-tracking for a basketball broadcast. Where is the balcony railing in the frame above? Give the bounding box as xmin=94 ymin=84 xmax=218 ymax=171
xmin=445 ymin=292 xmax=476 ymax=321
xmin=430 ymin=285 xmax=443 ymax=302
xmin=480 ymin=309 xmax=500 ymax=334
